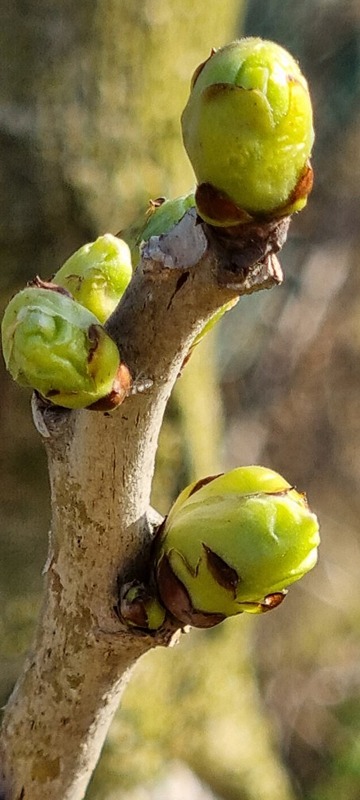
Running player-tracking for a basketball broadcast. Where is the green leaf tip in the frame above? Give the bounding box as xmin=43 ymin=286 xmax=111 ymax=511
xmin=122 ymin=193 xmax=195 ymax=268
xmin=181 ymin=38 xmax=314 ymax=226
xmin=155 ymin=465 xmax=320 ymax=628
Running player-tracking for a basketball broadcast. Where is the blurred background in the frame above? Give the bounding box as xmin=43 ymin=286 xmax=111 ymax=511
xmin=1 ymin=2 xmax=360 ymax=799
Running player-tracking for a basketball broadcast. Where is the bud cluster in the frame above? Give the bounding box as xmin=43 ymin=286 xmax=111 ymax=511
xmin=1 ymin=235 xmax=132 ymax=410
xmin=1 ymin=41 xmax=319 ymax=633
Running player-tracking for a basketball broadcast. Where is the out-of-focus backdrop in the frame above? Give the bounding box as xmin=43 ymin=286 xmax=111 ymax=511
xmin=1 ymin=2 xmax=360 ymax=799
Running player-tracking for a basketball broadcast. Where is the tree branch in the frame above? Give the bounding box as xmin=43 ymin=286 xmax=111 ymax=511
xmin=0 ymin=210 xmax=285 ymax=800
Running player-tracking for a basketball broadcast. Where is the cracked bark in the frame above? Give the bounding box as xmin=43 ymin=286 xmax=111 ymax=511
xmin=0 ymin=211 xmax=285 ymax=800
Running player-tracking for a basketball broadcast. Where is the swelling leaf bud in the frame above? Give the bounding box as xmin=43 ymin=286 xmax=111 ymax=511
xmin=53 ymin=234 xmax=132 ymax=323
xmin=1 ymin=285 xmax=130 ymax=409
xmin=155 ymin=466 xmax=320 ymax=628
xmin=181 ymin=38 xmax=314 ymax=226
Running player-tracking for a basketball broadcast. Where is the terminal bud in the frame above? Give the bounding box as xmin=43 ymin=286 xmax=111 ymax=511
xmin=181 ymin=38 xmax=314 ymax=226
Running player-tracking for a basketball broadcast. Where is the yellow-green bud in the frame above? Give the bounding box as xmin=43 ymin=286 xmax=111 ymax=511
xmin=53 ymin=234 xmax=132 ymax=323
xmin=155 ymin=466 xmax=320 ymax=628
xmin=181 ymin=38 xmax=314 ymax=226
xmin=120 ymin=582 xmax=166 ymax=631
xmin=1 ymin=285 xmax=130 ymax=409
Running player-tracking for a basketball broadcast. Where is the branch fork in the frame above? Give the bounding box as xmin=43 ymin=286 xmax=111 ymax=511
xmin=0 ymin=210 xmax=286 ymax=800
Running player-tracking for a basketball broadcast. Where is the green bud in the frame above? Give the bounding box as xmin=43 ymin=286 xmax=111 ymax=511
xmin=53 ymin=234 xmax=132 ymax=323
xmin=155 ymin=466 xmax=320 ymax=628
xmin=1 ymin=285 xmax=130 ymax=409
xmin=141 ymin=194 xmax=196 ymax=241
xmin=120 ymin=582 xmax=166 ymax=631
xmin=181 ymin=38 xmax=314 ymax=226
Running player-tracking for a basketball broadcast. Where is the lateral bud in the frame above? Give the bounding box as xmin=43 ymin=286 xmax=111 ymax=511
xmin=1 ymin=285 xmax=131 ymax=410
xmin=154 ymin=466 xmax=320 ymax=628
xmin=53 ymin=233 xmax=132 ymax=323
xmin=120 ymin=581 xmax=166 ymax=631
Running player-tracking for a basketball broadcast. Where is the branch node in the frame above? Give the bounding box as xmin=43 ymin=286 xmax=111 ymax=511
xmin=142 ymin=208 xmax=207 ymax=271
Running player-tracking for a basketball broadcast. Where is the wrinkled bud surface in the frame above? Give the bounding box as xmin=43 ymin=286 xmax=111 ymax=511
xmin=53 ymin=234 xmax=132 ymax=323
xmin=181 ymin=38 xmax=314 ymax=225
xmin=1 ymin=286 xmax=124 ymax=409
xmin=155 ymin=466 xmax=320 ymax=627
